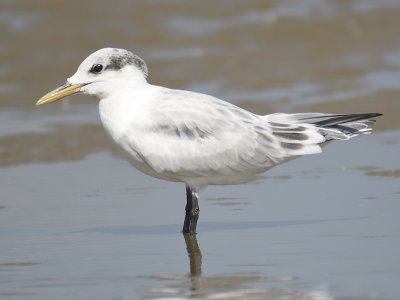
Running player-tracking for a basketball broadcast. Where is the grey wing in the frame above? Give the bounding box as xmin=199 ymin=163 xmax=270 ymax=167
xmin=128 ymin=90 xmax=286 ymax=179
xmin=128 ymin=90 xmax=331 ymax=181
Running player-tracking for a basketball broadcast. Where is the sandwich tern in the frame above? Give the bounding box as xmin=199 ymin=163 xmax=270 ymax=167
xmin=36 ymin=48 xmax=381 ymax=234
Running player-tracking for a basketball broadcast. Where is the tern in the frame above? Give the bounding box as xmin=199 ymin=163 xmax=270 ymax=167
xmin=36 ymin=48 xmax=381 ymax=234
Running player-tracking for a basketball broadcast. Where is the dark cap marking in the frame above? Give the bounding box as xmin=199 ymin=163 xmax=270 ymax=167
xmin=104 ymin=49 xmax=148 ymax=77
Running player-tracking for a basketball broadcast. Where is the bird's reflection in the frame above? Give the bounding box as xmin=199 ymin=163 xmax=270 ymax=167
xmin=183 ymin=233 xmax=202 ymax=276
xmin=183 ymin=233 xmax=202 ymax=295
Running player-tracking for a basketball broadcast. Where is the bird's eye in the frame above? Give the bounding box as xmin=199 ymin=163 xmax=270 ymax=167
xmin=90 ymin=64 xmax=103 ymax=74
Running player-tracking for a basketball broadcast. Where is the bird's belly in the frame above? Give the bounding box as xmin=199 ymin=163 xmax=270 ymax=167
xmin=112 ymin=135 xmax=262 ymax=187
xmin=108 ymin=133 xmax=182 ymax=183
xmin=125 ymin=152 xmax=182 ymax=183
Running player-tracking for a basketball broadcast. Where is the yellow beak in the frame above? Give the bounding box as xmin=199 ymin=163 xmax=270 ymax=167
xmin=36 ymin=83 xmax=87 ymax=106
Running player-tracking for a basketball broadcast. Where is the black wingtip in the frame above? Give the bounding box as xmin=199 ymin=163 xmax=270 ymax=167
xmin=314 ymin=113 xmax=382 ymax=127
xmin=364 ymin=113 xmax=383 ymax=118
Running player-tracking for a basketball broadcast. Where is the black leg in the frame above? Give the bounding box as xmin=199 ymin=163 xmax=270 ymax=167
xmin=182 ymin=186 xmax=192 ymax=233
xmin=189 ymin=191 xmax=199 ymax=234
xmin=182 ymin=185 xmax=200 ymax=234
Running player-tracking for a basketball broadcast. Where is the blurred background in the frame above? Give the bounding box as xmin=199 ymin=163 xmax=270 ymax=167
xmin=1 ymin=1 xmax=400 ymax=299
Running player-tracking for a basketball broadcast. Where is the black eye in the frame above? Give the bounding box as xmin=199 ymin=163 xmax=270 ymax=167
xmin=90 ymin=64 xmax=103 ymax=74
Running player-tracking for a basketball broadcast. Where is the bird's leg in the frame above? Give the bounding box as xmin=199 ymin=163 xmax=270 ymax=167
xmin=183 ymin=186 xmax=200 ymax=234
xmin=183 ymin=186 xmax=192 ymax=233
xmin=189 ymin=189 xmax=200 ymax=234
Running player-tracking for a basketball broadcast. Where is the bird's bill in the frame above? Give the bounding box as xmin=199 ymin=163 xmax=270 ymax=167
xmin=36 ymin=83 xmax=87 ymax=106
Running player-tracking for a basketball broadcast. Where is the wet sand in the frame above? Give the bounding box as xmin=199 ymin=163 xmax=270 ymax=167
xmin=1 ymin=1 xmax=400 ymax=299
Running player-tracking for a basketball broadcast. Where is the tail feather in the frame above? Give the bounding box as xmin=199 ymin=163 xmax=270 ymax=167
xmin=297 ymin=113 xmax=381 ymax=141
xmin=297 ymin=113 xmax=381 ymax=127
xmin=266 ymin=112 xmax=382 ymax=143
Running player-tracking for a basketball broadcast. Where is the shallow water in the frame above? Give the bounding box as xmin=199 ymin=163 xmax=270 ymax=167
xmin=1 ymin=1 xmax=400 ymax=299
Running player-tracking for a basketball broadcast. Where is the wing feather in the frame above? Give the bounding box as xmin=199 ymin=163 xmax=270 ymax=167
xmin=127 ymin=89 xmax=329 ymax=182
xmin=127 ymin=89 xmax=279 ymax=178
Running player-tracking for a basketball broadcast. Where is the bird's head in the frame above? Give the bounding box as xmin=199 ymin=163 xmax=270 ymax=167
xmin=36 ymin=48 xmax=148 ymax=105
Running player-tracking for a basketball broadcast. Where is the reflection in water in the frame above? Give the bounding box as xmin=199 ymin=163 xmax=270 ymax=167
xmin=184 ymin=233 xmax=202 ymax=297
xmin=184 ymin=234 xmax=202 ymax=276
xmin=138 ymin=234 xmax=344 ymax=299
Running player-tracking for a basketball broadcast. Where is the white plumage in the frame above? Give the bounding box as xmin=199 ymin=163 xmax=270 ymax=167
xmin=36 ymin=48 xmax=381 ymax=233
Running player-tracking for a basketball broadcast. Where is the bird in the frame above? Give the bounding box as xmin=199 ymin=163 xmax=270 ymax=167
xmin=36 ymin=48 xmax=381 ymax=234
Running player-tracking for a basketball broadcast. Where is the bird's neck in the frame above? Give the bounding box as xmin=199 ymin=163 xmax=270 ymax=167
xmin=98 ymin=84 xmax=156 ymax=142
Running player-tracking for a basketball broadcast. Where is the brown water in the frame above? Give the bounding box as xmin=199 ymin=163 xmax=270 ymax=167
xmin=1 ymin=1 xmax=400 ymax=299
